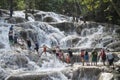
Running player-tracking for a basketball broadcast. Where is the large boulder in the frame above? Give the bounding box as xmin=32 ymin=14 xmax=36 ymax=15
xmin=116 ymin=28 xmax=120 ymax=36
xmin=6 ymin=67 xmax=103 ymax=80
xmin=0 ymin=9 xmax=9 ymax=17
xmin=6 ymin=72 xmax=65 ymax=80
xmin=72 ymin=67 xmax=102 ymax=80
xmin=50 ymin=22 xmax=75 ymax=33
xmin=34 ymin=13 xmax=46 ymax=21
xmin=43 ymin=16 xmax=56 ymax=22
xmin=34 ymin=14 xmax=43 ymax=21
xmin=7 ymin=17 xmax=27 ymax=24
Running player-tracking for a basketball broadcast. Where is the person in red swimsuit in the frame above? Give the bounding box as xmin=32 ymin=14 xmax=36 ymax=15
xmin=40 ymin=45 xmax=50 ymax=56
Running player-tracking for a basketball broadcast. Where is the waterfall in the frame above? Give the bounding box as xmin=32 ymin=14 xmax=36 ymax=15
xmin=0 ymin=10 xmax=119 ymax=80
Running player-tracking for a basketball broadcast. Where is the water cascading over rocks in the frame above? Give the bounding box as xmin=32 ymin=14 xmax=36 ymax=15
xmin=0 ymin=10 xmax=120 ymax=80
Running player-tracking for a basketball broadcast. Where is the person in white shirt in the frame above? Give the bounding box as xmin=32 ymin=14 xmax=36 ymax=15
xmin=106 ymin=50 xmax=114 ymax=66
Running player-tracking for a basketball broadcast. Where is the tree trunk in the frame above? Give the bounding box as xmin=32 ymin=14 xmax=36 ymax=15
xmin=10 ymin=0 xmax=13 ymax=18
xmin=25 ymin=0 xmax=28 ymax=20
xmin=110 ymin=0 xmax=120 ymax=17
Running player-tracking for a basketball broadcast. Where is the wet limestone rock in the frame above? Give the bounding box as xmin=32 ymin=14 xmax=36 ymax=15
xmin=6 ymin=72 xmax=65 ymax=80
xmin=107 ymin=41 xmax=120 ymax=51
xmin=6 ymin=66 xmax=104 ymax=80
xmin=72 ymin=67 xmax=102 ymax=80
xmin=50 ymin=22 xmax=74 ymax=33
xmin=0 ymin=42 xmax=5 ymax=49
xmin=34 ymin=13 xmax=46 ymax=21
xmin=43 ymin=16 xmax=56 ymax=22
xmin=0 ymin=9 xmax=9 ymax=17
xmin=7 ymin=17 xmax=26 ymax=24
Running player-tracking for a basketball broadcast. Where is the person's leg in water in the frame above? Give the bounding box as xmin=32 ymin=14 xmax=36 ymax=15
xmin=101 ymin=56 xmax=106 ymax=66
xmin=70 ymin=57 xmax=74 ymax=66
xmin=96 ymin=61 xmax=97 ymax=66
xmin=109 ymin=58 xmax=114 ymax=67
xmin=40 ymin=51 xmax=47 ymax=57
xmin=81 ymin=57 xmax=84 ymax=66
xmin=102 ymin=58 xmax=106 ymax=66
xmin=35 ymin=47 xmax=39 ymax=55
xmin=9 ymin=36 xmax=14 ymax=46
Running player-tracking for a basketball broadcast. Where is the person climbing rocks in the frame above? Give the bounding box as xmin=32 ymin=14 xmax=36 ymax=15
xmin=34 ymin=41 xmax=39 ymax=53
xmin=99 ymin=48 xmax=106 ymax=66
xmin=80 ymin=50 xmax=85 ymax=66
xmin=91 ymin=49 xmax=98 ymax=66
xmin=13 ymin=33 xmax=18 ymax=45
xmin=27 ymin=39 xmax=31 ymax=50
xmin=8 ymin=30 xmax=14 ymax=45
xmin=51 ymin=46 xmax=56 ymax=54
xmin=58 ymin=50 xmax=64 ymax=61
xmin=66 ymin=54 xmax=70 ymax=63
xmin=68 ymin=48 xmax=73 ymax=65
xmin=34 ymin=41 xmax=39 ymax=54
xmin=55 ymin=46 xmax=60 ymax=57
xmin=106 ymin=50 xmax=114 ymax=67
xmin=18 ymin=37 xmax=25 ymax=49
xmin=40 ymin=44 xmax=50 ymax=56
xmin=8 ymin=25 xmax=14 ymax=45
xmin=84 ymin=50 xmax=89 ymax=66
xmin=10 ymin=25 xmax=13 ymax=31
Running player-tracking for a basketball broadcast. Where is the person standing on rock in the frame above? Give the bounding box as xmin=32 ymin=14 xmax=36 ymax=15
xmin=66 ymin=53 xmax=70 ymax=63
xmin=80 ymin=50 xmax=85 ymax=66
xmin=8 ymin=30 xmax=14 ymax=45
xmin=55 ymin=46 xmax=60 ymax=57
xmin=9 ymin=25 xmax=13 ymax=31
xmin=27 ymin=39 xmax=31 ymax=50
xmin=18 ymin=37 xmax=25 ymax=49
xmin=34 ymin=41 xmax=39 ymax=54
xmin=8 ymin=25 xmax=14 ymax=46
xmin=68 ymin=48 xmax=73 ymax=65
xmin=106 ymin=50 xmax=114 ymax=67
xmin=91 ymin=49 xmax=98 ymax=66
xmin=13 ymin=33 xmax=18 ymax=45
xmin=84 ymin=50 xmax=89 ymax=66
xmin=58 ymin=50 xmax=64 ymax=61
xmin=40 ymin=44 xmax=50 ymax=57
xmin=99 ymin=48 xmax=106 ymax=66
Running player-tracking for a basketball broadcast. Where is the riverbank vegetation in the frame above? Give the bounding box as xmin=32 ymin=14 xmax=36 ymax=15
xmin=0 ymin=0 xmax=120 ymax=25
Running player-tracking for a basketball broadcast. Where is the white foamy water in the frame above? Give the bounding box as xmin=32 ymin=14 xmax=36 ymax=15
xmin=0 ymin=11 xmax=119 ymax=80
xmin=37 ymin=11 xmax=71 ymax=22
xmin=0 ymin=20 xmax=11 ymax=51
xmin=99 ymin=73 xmax=113 ymax=80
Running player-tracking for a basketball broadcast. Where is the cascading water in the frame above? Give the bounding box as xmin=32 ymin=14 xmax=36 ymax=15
xmin=0 ymin=10 xmax=119 ymax=80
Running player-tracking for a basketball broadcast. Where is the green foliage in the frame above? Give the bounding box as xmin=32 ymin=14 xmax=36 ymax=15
xmin=106 ymin=15 xmax=113 ymax=21
xmin=17 ymin=0 xmax=25 ymax=10
xmin=0 ymin=0 xmax=119 ymax=25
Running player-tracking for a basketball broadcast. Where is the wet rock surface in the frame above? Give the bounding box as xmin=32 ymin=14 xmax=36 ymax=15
xmin=0 ymin=42 xmax=5 ymax=49
xmin=107 ymin=41 xmax=120 ymax=51
xmin=7 ymin=66 xmax=117 ymax=80
xmin=7 ymin=17 xmax=27 ymax=24
xmin=50 ymin=22 xmax=75 ymax=33
xmin=43 ymin=16 xmax=57 ymax=22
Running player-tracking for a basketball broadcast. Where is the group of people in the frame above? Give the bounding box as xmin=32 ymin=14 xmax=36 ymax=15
xmin=79 ymin=49 xmax=114 ymax=67
xmin=51 ymin=47 xmax=114 ymax=67
xmin=8 ymin=25 xmax=115 ymax=67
